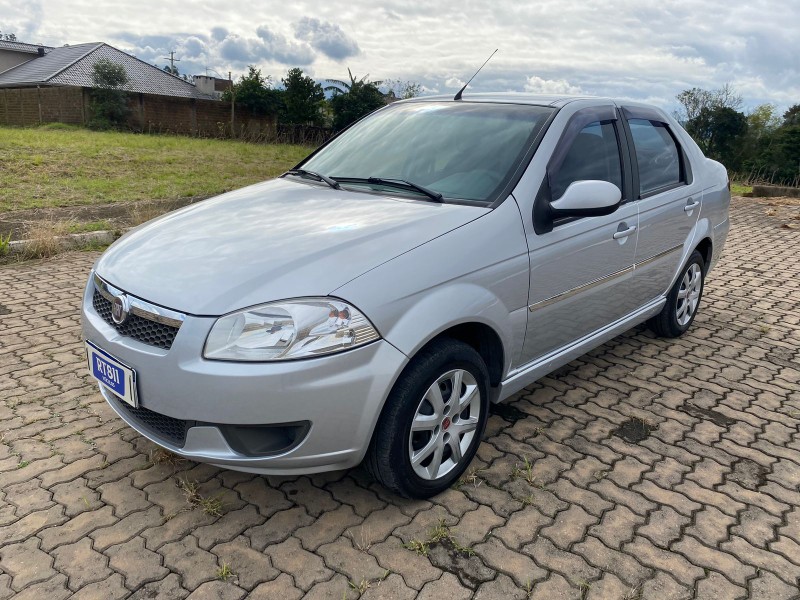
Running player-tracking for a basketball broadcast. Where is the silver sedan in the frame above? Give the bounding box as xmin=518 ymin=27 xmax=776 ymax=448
xmin=83 ymin=93 xmax=730 ymax=498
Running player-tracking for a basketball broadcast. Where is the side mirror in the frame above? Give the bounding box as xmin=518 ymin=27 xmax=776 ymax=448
xmin=549 ymin=180 xmax=622 ymax=218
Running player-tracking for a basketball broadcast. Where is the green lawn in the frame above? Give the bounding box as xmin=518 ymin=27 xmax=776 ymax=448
xmin=730 ymin=182 xmax=753 ymax=196
xmin=0 ymin=125 xmax=312 ymax=212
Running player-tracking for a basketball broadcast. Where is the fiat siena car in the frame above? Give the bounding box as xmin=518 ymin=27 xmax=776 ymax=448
xmin=82 ymin=93 xmax=730 ymax=498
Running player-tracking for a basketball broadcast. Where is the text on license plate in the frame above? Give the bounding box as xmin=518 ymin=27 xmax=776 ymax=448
xmin=86 ymin=342 xmax=137 ymax=407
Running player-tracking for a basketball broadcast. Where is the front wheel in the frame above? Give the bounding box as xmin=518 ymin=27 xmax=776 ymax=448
xmin=648 ymin=250 xmax=705 ymax=338
xmin=365 ymin=338 xmax=489 ymax=498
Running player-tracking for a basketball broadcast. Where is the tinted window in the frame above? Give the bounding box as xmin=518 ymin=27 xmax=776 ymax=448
xmin=302 ymin=102 xmax=554 ymax=204
xmin=551 ymin=121 xmax=622 ymax=200
xmin=628 ymin=119 xmax=681 ymax=195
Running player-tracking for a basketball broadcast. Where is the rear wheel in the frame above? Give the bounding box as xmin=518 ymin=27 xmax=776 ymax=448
xmin=648 ymin=250 xmax=705 ymax=338
xmin=365 ymin=338 xmax=489 ymax=498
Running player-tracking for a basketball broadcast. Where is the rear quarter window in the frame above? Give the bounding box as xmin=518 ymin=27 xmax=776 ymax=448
xmin=628 ymin=119 xmax=682 ymax=195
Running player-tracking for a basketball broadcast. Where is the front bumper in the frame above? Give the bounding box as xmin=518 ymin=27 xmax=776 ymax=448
xmin=81 ymin=274 xmax=409 ymax=475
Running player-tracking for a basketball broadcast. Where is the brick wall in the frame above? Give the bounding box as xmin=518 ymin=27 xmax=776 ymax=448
xmin=0 ymin=86 xmax=275 ymax=137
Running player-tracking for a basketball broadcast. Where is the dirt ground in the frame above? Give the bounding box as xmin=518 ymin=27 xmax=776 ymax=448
xmin=0 ymin=197 xmax=210 ymax=240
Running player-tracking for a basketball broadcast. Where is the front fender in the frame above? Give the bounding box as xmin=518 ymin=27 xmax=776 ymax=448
xmin=333 ymin=196 xmax=531 ymax=379
xmin=377 ymin=282 xmax=519 ymax=376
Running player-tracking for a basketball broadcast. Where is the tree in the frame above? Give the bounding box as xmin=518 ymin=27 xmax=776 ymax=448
xmin=739 ymin=104 xmax=782 ymax=174
xmin=382 ymin=79 xmax=422 ymax=100
xmin=783 ymin=104 xmax=800 ymax=126
xmin=163 ymin=64 xmax=180 ymax=76
xmin=675 ymin=84 xmax=743 ymax=125
xmin=326 ymin=69 xmax=386 ymax=131
xmin=222 ymin=66 xmax=284 ymax=117
xmin=0 ymin=31 xmax=16 ymax=41
xmin=324 ymin=68 xmax=382 ymax=95
xmin=281 ymin=68 xmax=324 ymax=125
xmin=686 ymin=106 xmax=748 ymax=169
xmin=776 ymin=124 xmax=800 ymax=182
xmin=89 ymin=59 xmax=130 ymax=129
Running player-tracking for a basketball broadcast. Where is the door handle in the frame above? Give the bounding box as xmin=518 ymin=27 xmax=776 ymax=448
xmin=684 ymin=199 xmax=700 ymax=212
xmin=613 ymin=225 xmax=637 ymax=239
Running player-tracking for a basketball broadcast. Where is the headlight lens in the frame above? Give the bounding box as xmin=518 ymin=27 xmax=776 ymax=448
xmin=203 ymin=297 xmax=380 ymax=361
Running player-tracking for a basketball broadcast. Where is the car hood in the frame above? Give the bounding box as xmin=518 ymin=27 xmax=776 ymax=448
xmin=96 ymin=178 xmax=487 ymax=315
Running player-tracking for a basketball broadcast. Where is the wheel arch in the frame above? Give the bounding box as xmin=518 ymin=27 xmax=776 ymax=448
xmin=695 ymin=237 xmax=713 ymax=272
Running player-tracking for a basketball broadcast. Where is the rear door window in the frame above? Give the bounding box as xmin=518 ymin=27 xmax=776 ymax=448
xmin=627 ymin=119 xmax=682 ymax=195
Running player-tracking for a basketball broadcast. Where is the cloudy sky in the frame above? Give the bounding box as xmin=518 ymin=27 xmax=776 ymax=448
xmin=2 ymin=0 xmax=798 ymax=112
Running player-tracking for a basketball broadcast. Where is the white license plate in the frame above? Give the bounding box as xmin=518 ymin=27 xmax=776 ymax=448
xmin=86 ymin=341 xmax=138 ymax=407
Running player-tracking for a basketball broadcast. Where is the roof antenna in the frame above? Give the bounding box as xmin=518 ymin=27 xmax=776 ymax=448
xmin=454 ymin=49 xmax=498 ymax=101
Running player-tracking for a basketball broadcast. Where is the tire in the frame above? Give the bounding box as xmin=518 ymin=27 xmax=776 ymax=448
xmin=365 ymin=338 xmax=490 ymax=498
xmin=648 ymin=250 xmax=705 ymax=338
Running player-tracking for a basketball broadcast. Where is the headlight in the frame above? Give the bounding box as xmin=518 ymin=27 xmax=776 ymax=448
xmin=203 ymin=297 xmax=380 ymax=361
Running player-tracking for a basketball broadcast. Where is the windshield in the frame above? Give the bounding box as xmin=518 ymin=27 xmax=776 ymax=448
xmin=301 ymin=102 xmax=554 ymax=204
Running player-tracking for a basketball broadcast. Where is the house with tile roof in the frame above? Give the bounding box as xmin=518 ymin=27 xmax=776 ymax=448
xmin=0 ymin=40 xmax=273 ymax=136
xmin=0 ymin=42 xmax=212 ymax=99
xmin=0 ymin=40 xmax=55 ymax=73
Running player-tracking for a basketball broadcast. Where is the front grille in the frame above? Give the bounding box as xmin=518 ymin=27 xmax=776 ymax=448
xmin=93 ymin=290 xmax=179 ymax=350
xmin=115 ymin=399 xmax=190 ymax=447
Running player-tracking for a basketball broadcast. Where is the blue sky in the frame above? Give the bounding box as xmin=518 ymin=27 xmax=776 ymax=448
xmin=2 ymin=0 xmax=798 ymax=113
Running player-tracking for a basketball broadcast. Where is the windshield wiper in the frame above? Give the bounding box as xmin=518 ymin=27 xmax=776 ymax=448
xmin=334 ymin=177 xmax=443 ymax=202
xmin=283 ymin=168 xmax=340 ymax=190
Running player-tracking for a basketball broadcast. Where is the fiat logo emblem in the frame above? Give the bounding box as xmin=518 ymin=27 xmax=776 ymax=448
xmin=111 ymin=294 xmax=130 ymax=325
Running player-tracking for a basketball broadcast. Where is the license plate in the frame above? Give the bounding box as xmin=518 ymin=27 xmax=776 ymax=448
xmin=86 ymin=341 xmax=138 ymax=407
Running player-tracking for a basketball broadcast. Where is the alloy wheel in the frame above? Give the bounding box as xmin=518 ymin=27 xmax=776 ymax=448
xmin=676 ymin=263 xmax=702 ymax=326
xmin=408 ymin=368 xmax=482 ymax=481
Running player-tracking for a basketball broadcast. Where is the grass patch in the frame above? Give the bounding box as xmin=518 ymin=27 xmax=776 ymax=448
xmin=730 ymin=182 xmax=752 ymax=196
xmin=404 ymin=518 xmax=475 ymax=557
xmin=66 ymin=220 xmax=113 ymax=233
xmin=0 ymin=126 xmax=312 ymax=212
xmin=217 ymin=562 xmax=234 ymax=581
xmin=20 ymin=220 xmax=70 ymax=259
xmin=149 ymin=448 xmax=184 ymax=466
xmin=454 ymin=467 xmax=485 ymax=490
xmin=128 ymin=201 xmax=169 ymax=226
xmin=178 ymin=478 xmax=225 ymax=516
xmin=511 ymin=456 xmax=537 ymax=485
xmin=348 ymin=571 xmax=390 ymax=595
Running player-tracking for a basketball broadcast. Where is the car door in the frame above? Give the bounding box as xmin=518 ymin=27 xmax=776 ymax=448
xmin=619 ymin=106 xmax=701 ymax=307
xmin=519 ymin=105 xmax=641 ymax=365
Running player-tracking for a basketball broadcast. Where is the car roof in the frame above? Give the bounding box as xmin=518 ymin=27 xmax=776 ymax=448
xmin=406 ymin=92 xmax=612 ymax=108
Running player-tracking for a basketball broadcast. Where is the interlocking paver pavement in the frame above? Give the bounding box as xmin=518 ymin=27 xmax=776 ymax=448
xmin=1 ymin=197 xmax=799 ymax=599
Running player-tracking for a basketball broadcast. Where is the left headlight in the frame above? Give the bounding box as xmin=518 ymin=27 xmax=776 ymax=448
xmin=203 ymin=297 xmax=380 ymax=361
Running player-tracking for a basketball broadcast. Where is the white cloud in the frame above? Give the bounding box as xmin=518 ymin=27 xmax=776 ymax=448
xmin=293 ymin=17 xmax=359 ymax=61
xmin=524 ymin=76 xmax=583 ymax=95
xmin=2 ymin=0 xmax=797 ymax=112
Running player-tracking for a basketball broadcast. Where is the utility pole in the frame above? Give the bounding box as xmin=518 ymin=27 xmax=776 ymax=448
xmin=229 ymin=71 xmax=235 ymax=137
xmin=162 ymin=51 xmax=181 ymax=74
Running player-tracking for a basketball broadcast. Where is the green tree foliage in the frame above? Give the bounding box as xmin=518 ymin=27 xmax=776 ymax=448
xmin=675 ymin=84 xmax=743 ymax=125
xmin=678 ymin=86 xmax=800 ymax=184
xmin=163 ymin=64 xmax=180 ymax=76
xmin=89 ymin=59 xmax=130 ymax=130
xmin=686 ymin=106 xmax=748 ymax=169
xmin=783 ymin=104 xmax=800 ymax=126
xmin=382 ymin=79 xmax=423 ymax=100
xmin=0 ymin=31 xmax=16 ymax=41
xmin=222 ymin=66 xmax=284 ymax=117
xmin=281 ymin=68 xmax=325 ymax=125
xmin=326 ymin=69 xmax=386 ymax=131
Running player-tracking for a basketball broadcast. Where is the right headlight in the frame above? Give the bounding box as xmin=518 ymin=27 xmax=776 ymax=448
xmin=203 ymin=297 xmax=380 ymax=362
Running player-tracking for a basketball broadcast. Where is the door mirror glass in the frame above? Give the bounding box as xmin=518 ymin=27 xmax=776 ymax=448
xmin=549 ymin=180 xmax=622 ymax=217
